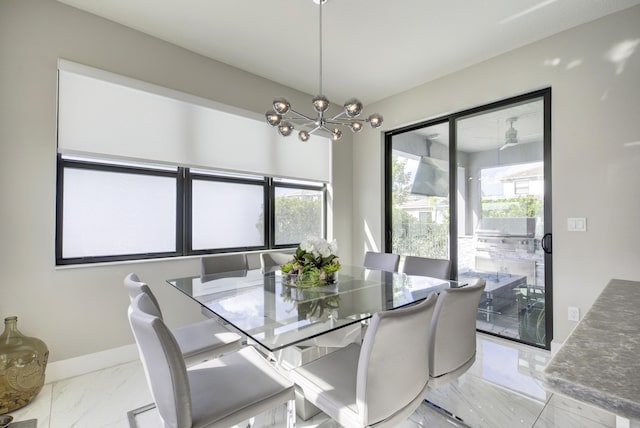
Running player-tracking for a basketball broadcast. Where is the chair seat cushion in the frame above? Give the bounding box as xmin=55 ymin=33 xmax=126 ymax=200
xmin=188 ymin=347 xmax=294 ymax=428
xmin=172 ymin=319 xmax=242 ymax=364
xmin=290 ymin=343 xmax=363 ymax=427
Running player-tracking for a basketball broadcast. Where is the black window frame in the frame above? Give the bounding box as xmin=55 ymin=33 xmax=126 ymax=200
xmin=55 ymin=155 xmax=328 ymax=265
xmin=270 ymin=178 xmax=328 ymax=249
xmin=185 ymin=169 xmax=269 ymax=255
xmin=55 ymin=154 xmax=184 ymax=265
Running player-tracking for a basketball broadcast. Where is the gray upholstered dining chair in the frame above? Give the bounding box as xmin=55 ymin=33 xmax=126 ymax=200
xmin=260 ymin=251 xmax=293 ymax=273
xmin=200 ymin=253 xmax=248 ymax=278
xmin=428 ymin=278 xmax=486 ymax=387
xmin=124 ymin=273 xmax=242 ymax=366
xmin=128 ymin=293 xmax=296 ymax=428
xmin=362 ymin=251 xmax=400 ymax=272
xmin=402 ymin=255 xmax=452 ymax=280
xmin=290 ymin=293 xmax=438 ymax=428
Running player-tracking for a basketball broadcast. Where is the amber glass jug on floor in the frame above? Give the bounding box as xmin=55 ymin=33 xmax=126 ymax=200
xmin=0 ymin=316 xmax=49 ymax=414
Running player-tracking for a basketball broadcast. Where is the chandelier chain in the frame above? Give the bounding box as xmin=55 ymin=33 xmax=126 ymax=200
xmin=318 ymin=0 xmax=322 ymax=96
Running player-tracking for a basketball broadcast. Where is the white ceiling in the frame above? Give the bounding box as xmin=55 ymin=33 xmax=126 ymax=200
xmin=56 ymin=0 xmax=640 ymax=106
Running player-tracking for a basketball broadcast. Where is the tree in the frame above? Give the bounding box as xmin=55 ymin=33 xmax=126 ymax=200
xmin=390 ymin=155 xmax=449 ymax=258
xmin=274 ymin=196 xmax=322 ymax=244
xmin=255 ymin=195 xmax=322 ymax=245
xmin=481 ymin=195 xmax=543 ymax=218
xmin=391 ymin=155 xmax=412 ymax=206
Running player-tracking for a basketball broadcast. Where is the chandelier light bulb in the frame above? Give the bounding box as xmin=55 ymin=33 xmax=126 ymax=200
xmin=312 ymin=95 xmax=330 ymax=113
xmin=278 ymin=122 xmax=294 ymax=136
xmin=349 ymin=121 xmax=363 ymax=133
xmin=332 ymin=128 xmax=342 ymax=141
xmin=265 ymin=110 xmax=282 ymax=126
xmin=299 ymin=130 xmax=310 ymax=141
xmin=344 ymin=98 xmax=363 ymax=118
xmin=273 ymin=98 xmax=291 ymax=114
xmin=368 ymin=113 xmax=383 ymax=128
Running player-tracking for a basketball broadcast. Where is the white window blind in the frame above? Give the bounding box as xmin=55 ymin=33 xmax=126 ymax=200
xmin=57 ymin=59 xmax=331 ymax=182
xmin=61 ymin=167 xmax=177 ymax=258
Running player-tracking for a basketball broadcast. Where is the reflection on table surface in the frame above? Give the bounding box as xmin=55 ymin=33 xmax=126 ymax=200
xmin=167 ymin=265 xmax=461 ymax=352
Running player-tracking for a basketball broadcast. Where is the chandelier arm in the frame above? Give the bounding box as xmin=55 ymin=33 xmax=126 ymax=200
xmin=285 ymin=119 xmax=318 ymax=129
xmin=318 ymin=129 xmax=336 ymax=139
xmin=320 ymin=124 xmax=336 ymax=134
xmin=308 ymin=125 xmax=323 ymax=135
xmin=329 ymin=111 xmax=347 ymax=121
xmin=324 ymin=118 xmax=365 ymax=125
xmin=286 ymin=109 xmax=317 ymax=122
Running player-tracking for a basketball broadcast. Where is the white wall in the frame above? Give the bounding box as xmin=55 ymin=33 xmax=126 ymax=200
xmin=0 ymin=0 xmax=354 ymax=364
xmin=352 ymin=5 xmax=640 ymax=344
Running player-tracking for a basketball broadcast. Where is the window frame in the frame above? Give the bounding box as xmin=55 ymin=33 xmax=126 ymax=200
xmin=55 ymin=155 xmax=328 ymax=265
xmin=270 ymin=179 xmax=327 ymax=249
xmin=55 ymin=155 xmax=184 ymax=265
xmin=185 ymin=169 xmax=269 ymax=255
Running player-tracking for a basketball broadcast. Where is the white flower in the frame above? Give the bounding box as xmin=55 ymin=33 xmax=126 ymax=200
xmin=300 ymin=238 xmax=315 ymax=253
xmin=318 ymin=243 xmax=332 ymax=258
xmin=299 ymin=236 xmax=337 ymax=258
xmin=329 ymin=239 xmax=338 ymax=256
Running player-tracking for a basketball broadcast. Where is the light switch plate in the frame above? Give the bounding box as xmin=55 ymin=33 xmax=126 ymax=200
xmin=568 ymin=306 xmax=580 ymax=322
xmin=568 ymin=217 xmax=587 ymax=232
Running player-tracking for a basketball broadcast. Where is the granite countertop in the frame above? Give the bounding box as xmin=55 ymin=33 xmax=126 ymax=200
xmin=544 ymin=279 xmax=640 ymax=421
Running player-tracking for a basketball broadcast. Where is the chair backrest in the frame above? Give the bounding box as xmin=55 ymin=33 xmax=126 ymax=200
xmin=356 ymin=293 xmax=437 ymax=425
xmin=428 ymin=279 xmax=486 ymax=379
xmin=124 ymin=273 xmax=162 ymax=319
xmin=201 ymin=253 xmax=248 ymax=277
xmin=260 ymin=252 xmax=292 ymax=272
xmin=129 ymin=293 xmax=192 ymax=428
xmin=403 ymin=255 xmax=451 ymax=280
xmin=363 ymin=251 xmax=400 ymax=272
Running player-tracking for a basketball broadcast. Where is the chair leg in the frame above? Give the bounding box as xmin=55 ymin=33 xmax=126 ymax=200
xmin=423 ymin=398 xmax=472 ymax=427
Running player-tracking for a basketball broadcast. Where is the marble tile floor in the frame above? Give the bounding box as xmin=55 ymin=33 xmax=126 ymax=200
xmin=3 ymin=333 xmax=629 ymax=428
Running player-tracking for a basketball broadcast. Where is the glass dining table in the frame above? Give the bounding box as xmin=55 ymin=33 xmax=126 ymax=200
xmin=167 ymin=264 xmax=463 ymax=353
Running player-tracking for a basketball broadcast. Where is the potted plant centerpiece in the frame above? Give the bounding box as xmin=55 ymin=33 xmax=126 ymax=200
xmin=281 ymin=237 xmax=340 ymax=287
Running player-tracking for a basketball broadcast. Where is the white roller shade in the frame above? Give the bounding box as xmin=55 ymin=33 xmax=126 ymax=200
xmin=57 ymin=59 xmax=331 ymax=182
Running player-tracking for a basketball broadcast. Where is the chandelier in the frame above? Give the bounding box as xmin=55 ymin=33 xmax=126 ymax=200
xmin=265 ymin=0 xmax=383 ymax=142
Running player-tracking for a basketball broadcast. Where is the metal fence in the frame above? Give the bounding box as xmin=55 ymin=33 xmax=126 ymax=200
xmin=392 ymin=219 xmax=449 ymax=259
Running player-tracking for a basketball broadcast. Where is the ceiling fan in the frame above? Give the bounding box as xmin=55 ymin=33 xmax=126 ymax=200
xmin=500 ymin=117 xmax=519 ymax=150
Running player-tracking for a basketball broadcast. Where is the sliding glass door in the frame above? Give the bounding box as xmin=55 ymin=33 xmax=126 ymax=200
xmin=385 ymin=89 xmax=552 ymax=349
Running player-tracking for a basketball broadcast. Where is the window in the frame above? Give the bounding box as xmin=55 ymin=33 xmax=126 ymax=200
xmin=56 ymin=157 xmax=182 ymax=264
xmin=56 ymin=156 xmax=326 ymax=265
xmin=189 ymin=173 xmax=266 ymax=252
xmin=273 ymin=181 xmax=324 ymax=246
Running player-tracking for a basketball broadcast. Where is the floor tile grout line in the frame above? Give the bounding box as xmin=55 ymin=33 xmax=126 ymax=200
xmin=529 ymin=392 xmax=555 ymax=427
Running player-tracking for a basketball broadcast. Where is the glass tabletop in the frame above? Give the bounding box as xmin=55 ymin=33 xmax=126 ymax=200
xmin=167 ymin=265 xmax=462 ymax=352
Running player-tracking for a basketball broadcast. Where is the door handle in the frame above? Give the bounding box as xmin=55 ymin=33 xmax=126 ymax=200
xmin=541 ymin=233 xmax=552 ymax=254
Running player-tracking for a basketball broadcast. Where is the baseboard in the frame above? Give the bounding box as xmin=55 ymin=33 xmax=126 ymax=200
xmin=45 ymin=343 xmax=139 ymax=384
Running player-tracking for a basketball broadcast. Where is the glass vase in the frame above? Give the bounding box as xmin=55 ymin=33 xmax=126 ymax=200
xmin=0 ymin=316 xmax=49 ymax=414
